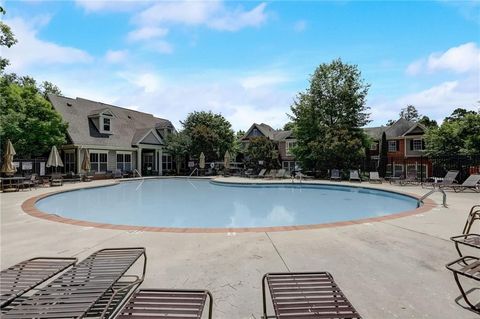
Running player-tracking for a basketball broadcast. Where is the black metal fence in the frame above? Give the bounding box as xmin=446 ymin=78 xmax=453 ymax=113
xmin=363 ymin=155 xmax=480 ymax=183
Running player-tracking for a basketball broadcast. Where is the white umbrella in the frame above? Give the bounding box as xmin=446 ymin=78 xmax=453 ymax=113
xmin=46 ymin=145 xmax=64 ymax=172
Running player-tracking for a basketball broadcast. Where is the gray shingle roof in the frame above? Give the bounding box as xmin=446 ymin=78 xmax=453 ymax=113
xmin=48 ymin=94 xmax=174 ymax=148
xmin=364 ymin=118 xmax=423 ymax=140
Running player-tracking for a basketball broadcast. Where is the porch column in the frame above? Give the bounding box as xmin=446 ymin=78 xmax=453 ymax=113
xmin=136 ymin=147 xmax=142 ymax=175
xmin=76 ymin=147 xmax=81 ymax=174
xmin=154 ymin=149 xmax=158 ymax=174
xmin=159 ymin=149 xmax=163 ymax=176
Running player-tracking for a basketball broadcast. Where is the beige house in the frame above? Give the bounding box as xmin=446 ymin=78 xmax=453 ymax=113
xmin=48 ymin=94 xmax=175 ymax=177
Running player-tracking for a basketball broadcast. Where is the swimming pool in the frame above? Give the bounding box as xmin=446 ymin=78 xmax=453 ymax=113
xmin=34 ymin=179 xmax=419 ymax=230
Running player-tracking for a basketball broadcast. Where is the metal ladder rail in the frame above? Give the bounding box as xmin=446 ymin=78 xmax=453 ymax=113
xmin=133 ymin=169 xmax=142 ymax=178
xmin=418 ymin=188 xmax=448 ymax=208
xmin=188 ymin=168 xmax=198 ymax=179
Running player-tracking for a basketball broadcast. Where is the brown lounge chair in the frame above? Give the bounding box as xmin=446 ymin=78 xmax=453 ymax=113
xmin=262 ymin=272 xmax=362 ymax=319
xmin=450 ymin=205 xmax=480 ymax=257
xmin=452 ymin=174 xmax=480 ymax=193
xmin=2 ymin=247 xmax=146 ymax=319
xmin=463 ymin=205 xmax=480 ymax=235
xmin=116 ymin=289 xmax=213 ymax=319
xmin=0 ymin=257 xmax=77 ymax=310
xmin=422 ymin=170 xmax=459 ymax=189
xmin=50 ymin=172 xmax=63 ymax=187
xmin=446 ymin=256 xmax=480 ymax=311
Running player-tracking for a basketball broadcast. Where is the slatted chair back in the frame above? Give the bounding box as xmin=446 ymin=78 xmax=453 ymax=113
xmin=0 ymin=257 xmax=77 ymax=309
xmin=463 ymin=205 xmax=480 ymax=235
xmin=3 ymin=248 xmax=146 ymax=319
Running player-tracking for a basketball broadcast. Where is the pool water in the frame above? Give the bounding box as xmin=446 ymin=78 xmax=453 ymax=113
xmin=35 ymin=179 xmax=418 ymax=229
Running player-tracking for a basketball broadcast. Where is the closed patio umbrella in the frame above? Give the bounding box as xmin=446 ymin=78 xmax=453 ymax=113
xmin=46 ymin=145 xmax=64 ymax=172
xmin=199 ymin=152 xmax=205 ymax=169
xmin=224 ymin=150 xmax=231 ymax=169
xmin=1 ymin=139 xmax=17 ymax=175
xmin=81 ymin=149 xmax=91 ymax=172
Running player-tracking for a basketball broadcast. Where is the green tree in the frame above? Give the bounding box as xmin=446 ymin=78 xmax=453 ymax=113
xmin=378 ymin=132 xmax=388 ymax=177
xmin=0 ymin=7 xmax=18 ymax=72
xmin=399 ymin=105 xmax=420 ymax=121
xmin=40 ymin=81 xmax=62 ymax=99
xmin=425 ymin=110 xmax=480 ymax=156
xmin=164 ymin=131 xmax=191 ymax=174
xmin=283 ymin=122 xmax=295 ymax=131
xmin=0 ymin=75 xmax=68 ymax=158
xmin=181 ymin=111 xmax=234 ymax=161
xmin=289 ymin=59 xmax=370 ymax=172
xmin=418 ymin=115 xmax=437 ymax=128
xmin=245 ymin=136 xmax=279 ymax=170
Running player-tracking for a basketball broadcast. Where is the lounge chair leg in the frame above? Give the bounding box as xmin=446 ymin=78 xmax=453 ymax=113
xmin=453 ymin=273 xmax=480 ymax=311
xmin=206 ymin=290 xmax=213 ymax=319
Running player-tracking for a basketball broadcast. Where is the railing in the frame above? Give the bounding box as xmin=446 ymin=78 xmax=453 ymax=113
xmin=188 ymin=168 xmax=198 ymax=178
xmin=418 ymin=188 xmax=447 ymax=208
xmin=133 ymin=169 xmax=142 ymax=178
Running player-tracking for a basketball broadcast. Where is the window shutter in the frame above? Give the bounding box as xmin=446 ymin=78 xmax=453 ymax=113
xmin=410 ymin=140 xmax=414 ymax=150
xmin=422 ymin=139 xmax=425 ymax=150
xmin=396 ymin=141 xmax=399 ymax=151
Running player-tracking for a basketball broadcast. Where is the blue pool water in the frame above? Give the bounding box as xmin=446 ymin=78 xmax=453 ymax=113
xmin=35 ymin=179 xmax=418 ymax=228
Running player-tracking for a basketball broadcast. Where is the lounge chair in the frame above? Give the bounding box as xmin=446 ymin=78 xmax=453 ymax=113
xmin=113 ymin=169 xmax=123 ymax=179
xmin=446 ymin=256 xmax=480 ymax=311
xmin=423 ymin=170 xmax=459 ymax=189
xmin=275 ymin=169 xmax=286 ymax=179
xmin=330 ymin=169 xmax=341 ymax=181
xmin=0 ymin=257 xmax=77 ymax=309
xmin=265 ymin=169 xmax=277 ymax=179
xmin=398 ymin=170 xmax=418 ymax=186
xmin=83 ymin=170 xmax=95 ymax=182
xmin=451 ymin=174 xmax=480 ymax=192
xmin=256 ymin=168 xmax=267 ymax=178
xmin=369 ymin=171 xmax=382 ymax=183
xmin=2 ymin=247 xmax=146 ymax=319
xmin=295 ymin=171 xmax=313 ymax=181
xmin=116 ymin=289 xmax=213 ymax=319
xmin=63 ymin=171 xmax=82 ymax=183
xmin=21 ymin=174 xmax=39 ymax=190
xmin=262 ymin=272 xmax=362 ymax=319
xmin=50 ymin=173 xmax=63 ymax=186
xmin=462 ymin=205 xmax=480 ymax=235
xmin=349 ymin=170 xmax=361 ymax=182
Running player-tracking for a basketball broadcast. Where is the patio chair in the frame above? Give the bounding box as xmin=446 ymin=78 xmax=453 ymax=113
xmin=349 ymin=170 xmax=361 ymax=182
xmin=399 ymin=170 xmax=418 ymax=186
xmin=50 ymin=173 xmax=63 ymax=187
xmin=2 ymin=247 xmax=146 ymax=319
xmin=451 ymin=174 xmax=480 ymax=193
xmin=275 ymin=168 xmax=286 ymax=179
xmin=423 ymin=170 xmax=459 ymax=189
xmin=83 ymin=170 xmax=95 ymax=182
xmin=116 ymin=289 xmax=213 ymax=319
xmin=330 ymin=169 xmax=341 ymax=181
xmin=256 ymin=168 xmax=267 ymax=178
xmin=63 ymin=171 xmax=82 ymax=183
xmin=462 ymin=205 xmax=480 ymax=235
xmin=262 ymin=272 xmax=362 ymax=319
xmin=445 ymin=256 xmax=480 ymax=311
xmin=450 ymin=234 xmax=480 ymax=258
xmin=369 ymin=171 xmax=382 ymax=183
xmin=265 ymin=169 xmax=277 ymax=179
xmin=113 ymin=169 xmax=123 ymax=179
xmin=21 ymin=174 xmax=39 ymax=190
xmin=0 ymin=257 xmax=77 ymax=310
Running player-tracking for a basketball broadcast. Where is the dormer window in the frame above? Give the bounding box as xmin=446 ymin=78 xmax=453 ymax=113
xmin=103 ymin=118 xmax=111 ymax=132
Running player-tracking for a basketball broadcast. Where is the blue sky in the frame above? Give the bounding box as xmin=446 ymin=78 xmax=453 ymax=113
xmin=2 ymin=0 xmax=479 ymax=130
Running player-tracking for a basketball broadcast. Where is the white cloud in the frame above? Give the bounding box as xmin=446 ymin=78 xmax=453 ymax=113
xmin=127 ymin=26 xmax=168 ymax=42
xmin=104 ymin=49 xmax=128 ymax=63
xmin=293 ymin=20 xmax=307 ymax=32
xmin=133 ymin=1 xmax=268 ymax=31
xmin=240 ymin=73 xmax=289 ymax=89
xmin=3 ymin=17 xmax=92 ymax=72
xmin=406 ymin=42 xmax=480 ymax=75
xmin=369 ymin=76 xmax=479 ymax=125
xmin=75 ymin=0 xmax=151 ymax=13
xmin=117 ymin=71 xmax=163 ymax=93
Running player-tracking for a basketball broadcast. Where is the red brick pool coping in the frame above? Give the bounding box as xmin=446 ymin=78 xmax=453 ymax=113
xmin=21 ymin=180 xmax=436 ymax=233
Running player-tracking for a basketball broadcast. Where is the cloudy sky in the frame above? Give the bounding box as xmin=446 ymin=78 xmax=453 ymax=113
xmin=2 ymin=0 xmax=479 ymax=130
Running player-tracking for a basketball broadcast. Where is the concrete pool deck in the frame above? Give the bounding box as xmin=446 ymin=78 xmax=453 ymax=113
xmin=1 ymin=177 xmax=479 ymax=318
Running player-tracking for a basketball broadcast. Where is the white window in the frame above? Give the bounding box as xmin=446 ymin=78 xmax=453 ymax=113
xmin=286 ymin=140 xmax=297 ymax=156
xmin=282 ymin=161 xmax=297 ymax=172
xmin=103 ymin=117 xmax=111 ymax=132
xmin=90 ymin=151 xmax=108 ymax=172
xmin=116 ymin=152 xmax=132 ymax=171
xmin=162 ymin=154 xmax=173 ymax=171
xmin=370 ymin=143 xmax=377 ymax=151
xmin=413 ymin=139 xmax=423 ymax=151
xmin=388 ymin=140 xmax=397 ymax=152
xmin=64 ymin=151 xmax=75 ymax=173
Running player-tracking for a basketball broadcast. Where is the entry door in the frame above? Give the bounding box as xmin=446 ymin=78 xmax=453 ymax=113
xmin=143 ymin=153 xmax=154 ymax=172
